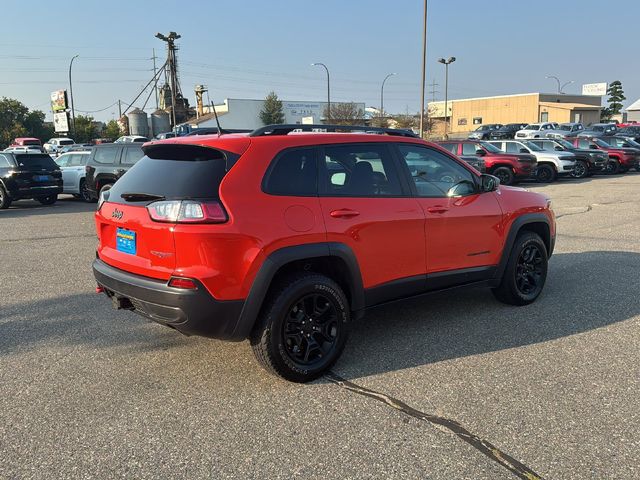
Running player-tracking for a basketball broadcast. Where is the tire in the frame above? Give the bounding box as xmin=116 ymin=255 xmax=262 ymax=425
xmin=250 ymin=273 xmax=350 ymax=383
xmin=37 ymin=195 xmax=57 ymax=205
xmin=571 ymin=160 xmax=589 ymax=179
xmin=492 ymin=166 xmax=515 ymax=186
xmin=635 ymin=164 xmax=640 ymax=172
xmin=605 ymin=159 xmax=620 ymax=174
xmin=79 ymin=179 xmax=94 ymax=203
xmin=536 ymin=164 xmax=557 ymax=183
xmin=492 ymin=232 xmax=548 ymax=306
xmin=0 ymin=184 xmax=12 ymax=209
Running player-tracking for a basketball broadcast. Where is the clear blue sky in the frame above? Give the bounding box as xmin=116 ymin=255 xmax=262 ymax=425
xmin=1 ymin=0 xmax=637 ymax=122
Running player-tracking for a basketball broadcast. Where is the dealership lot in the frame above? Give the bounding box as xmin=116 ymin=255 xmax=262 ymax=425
xmin=1 ymin=174 xmax=639 ymax=479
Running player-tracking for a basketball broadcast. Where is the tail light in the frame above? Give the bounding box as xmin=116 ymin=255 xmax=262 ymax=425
xmin=168 ymin=277 xmax=198 ymax=289
xmin=147 ymin=200 xmax=227 ymax=224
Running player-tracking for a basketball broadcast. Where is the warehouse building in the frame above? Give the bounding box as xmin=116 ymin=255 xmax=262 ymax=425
xmin=428 ymin=92 xmax=602 ymax=135
xmin=184 ymin=98 xmax=366 ymax=130
xmin=624 ymin=98 xmax=640 ymax=123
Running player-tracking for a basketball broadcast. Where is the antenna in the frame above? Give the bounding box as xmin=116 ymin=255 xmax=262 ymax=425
xmin=210 ymin=101 xmax=223 ymax=137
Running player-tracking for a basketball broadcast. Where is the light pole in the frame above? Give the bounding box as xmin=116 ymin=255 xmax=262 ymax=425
xmin=546 ymin=75 xmax=574 ymax=94
xmin=312 ymin=62 xmax=330 ymax=122
xmin=438 ymin=56 xmax=456 ymax=137
xmin=68 ymin=54 xmax=79 ymax=137
xmin=419 ymin=0 xmax=428 ymax=137
xmin=380 ymin=73 xmax=397 ymax=122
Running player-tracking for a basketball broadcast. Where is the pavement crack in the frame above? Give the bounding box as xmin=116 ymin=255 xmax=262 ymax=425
xmin=556 ymin=205 xmax=592 ymax=219
xmin=325 ymin=372 xmax=544 ymax=480
xmin=0 ymin=234 xmax=96 ymax=243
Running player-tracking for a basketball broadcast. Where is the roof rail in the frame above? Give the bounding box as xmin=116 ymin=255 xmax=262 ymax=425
xmin=248 ymin=124 xmax=419 ymax=138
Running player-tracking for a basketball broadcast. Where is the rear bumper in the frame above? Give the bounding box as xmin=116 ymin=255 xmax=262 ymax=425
xmin=5 ymin=181 xmax=62 ymax=199
xmin=92 ymin=258 xmax=245 ymax=341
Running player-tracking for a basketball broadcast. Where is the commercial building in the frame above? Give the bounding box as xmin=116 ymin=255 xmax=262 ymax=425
xmin=624 ymin=98 xmax=640 ymax=123
xmin=185 ymin=98 xmax=366 ymax=130
xmin=428 ymin=92 xmax=602 ymax=134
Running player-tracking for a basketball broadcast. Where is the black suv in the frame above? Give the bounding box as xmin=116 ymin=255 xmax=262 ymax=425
xmin=0 ymin=152 xmax=62 ymax=209
xmin=489 ymin=123 xmax=528 ymax=140
xmin=85 ymin=143 xmax=146 ymax=201
xmin=528 ymin=138 xmax=607 ymax=178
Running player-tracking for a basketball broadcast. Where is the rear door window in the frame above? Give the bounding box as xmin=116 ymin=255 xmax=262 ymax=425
xmin=68 ymin=154 xmax=87 ymax=166
xmin=461 ymin=143 xmax=478 ymax=155
xmin=121 ymin=146 xmax=145 ymax=165
xmin=93 ymin=145 xmax=121 ymax=164
xmin=438 ymin=142 xmax=458 ymax=154
xmin=263 ymin=147 xmax=317 ymax=196
xmin=577 ymin=139 xmax=590 ymax=149
xmin=505 ymin=143 xmax=522 ymax=154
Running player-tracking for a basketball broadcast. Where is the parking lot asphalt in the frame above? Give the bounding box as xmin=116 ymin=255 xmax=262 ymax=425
xmin=1 ymin=173 xmax=639 ymax=479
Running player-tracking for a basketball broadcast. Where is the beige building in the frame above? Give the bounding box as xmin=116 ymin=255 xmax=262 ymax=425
xmin=429 ymin=93 xmax=602 ymax=134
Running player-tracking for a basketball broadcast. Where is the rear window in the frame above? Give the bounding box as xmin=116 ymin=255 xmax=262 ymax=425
xmin=121 ymin=145 xmax=144 ymax=165
xmin=15 ymin=154 xmax=59 ymax=170
xmin=60 ymin=139 xmax=74 ymax=146
xmin=93 ymin=145 xmax=120 ymax=164
xmin=107 ymin=145 xmax=228 ymax=205
xmin=22 ymin=139 xmax=41 ymax=146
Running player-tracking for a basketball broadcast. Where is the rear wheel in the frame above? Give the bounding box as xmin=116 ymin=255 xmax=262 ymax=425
xmin=572 ymin=160 xmax=588 ymax=179
xmin=492 ymin=166 xmax=515 ymax=185
xmin=605 ymin=159 xmax=620 ymax=174
xmin=250 ymin=273 xmax=350 ymax=382
xmin=0 ymin=185 xmax=12 ymax=209
xmin=536 ymin=164 xmax=557 ymax=183
xmin=37 ymin=195 xmax=57 ymax=205
xmin=492 ymin=232 xmax=548 ymax=306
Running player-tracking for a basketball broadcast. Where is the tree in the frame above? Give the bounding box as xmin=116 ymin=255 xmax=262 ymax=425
xmin=73 ymin=115 xmax=98 ymax=143
xmin=103 ymin=120 xmax=122 ymax=141
xmin=260 ymin=91 xmax=285 ymax=125
xmin=323 ymin=102 xmax=364 ymax=125
xmin=391 ymin=113 xmax=418 ymax=129
xmin=601 ymin=80 xmax=626 ymax=121
xmin=0 ymin=97 xmax=52 ymax=148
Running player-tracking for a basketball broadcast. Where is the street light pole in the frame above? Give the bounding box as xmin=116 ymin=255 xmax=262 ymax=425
xmin=381 ymin=73 xmax=397 ymax=122
xmin=312 ymin=63 xmax=330 ymax=121
xmin=419 ymin=0 xmax=428 ymax=137
xmin=545 ymin=75 xmax=574 ymax=94
xmin=68 ymin=54 xmax=79 ymax=137
xmin=438 ymin=56 xmax=456 ymax=137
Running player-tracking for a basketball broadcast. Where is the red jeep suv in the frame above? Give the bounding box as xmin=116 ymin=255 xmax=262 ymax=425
xmin=438 ymin=140 xmax=537 ymax=185
xmin=93 ymin=125 xmax=555 ymax=382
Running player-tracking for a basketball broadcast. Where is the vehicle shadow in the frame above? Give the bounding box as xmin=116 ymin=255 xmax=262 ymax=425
xmin=0 ymin=196 xmax=96 ymax=219
xmin=336 ymin=251 xmax=640 ymax=379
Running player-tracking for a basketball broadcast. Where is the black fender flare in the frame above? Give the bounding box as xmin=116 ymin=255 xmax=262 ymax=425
xmin=230 ymin=242 xmax=364 ymax=340
xmin=493 ymin=213 xmax=553 ymax=284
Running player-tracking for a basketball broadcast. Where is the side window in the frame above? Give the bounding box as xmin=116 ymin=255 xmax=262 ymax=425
xmin=505 ymin=143 xmax=522 ymax=154
xmin=263 ymin=147 xmax=318 ymax=196
xmin=461 ymin=143 xmax=478 ymax=155
xmin=577 ymin=139 xmax=590 ymax=149
xmin=93 ymin=146 xmax=120 ymax=164
xmin=55 ymin=155 xmax=70 ymax=167
xmin=121 ymin=146 xmax=144 ymax=165
xmin=320 ymin=144 xmax=402 ymax=197
xmin=439 ymin=143 xmax=457 ymax=154
xmin=0 ymin=154 xmax=11 ymax=167
xmin=397 ymin=145 xmax=476 ymax=198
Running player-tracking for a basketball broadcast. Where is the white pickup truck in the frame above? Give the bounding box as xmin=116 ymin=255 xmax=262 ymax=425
xmin=54 ymin=151 xmax=92 ymax=201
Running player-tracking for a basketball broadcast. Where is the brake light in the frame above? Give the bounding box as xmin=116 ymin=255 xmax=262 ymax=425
xmin=147 ymin=200 xmax=227 ymax=224
xmin=168 ymin=277 xmax=198 ymax=289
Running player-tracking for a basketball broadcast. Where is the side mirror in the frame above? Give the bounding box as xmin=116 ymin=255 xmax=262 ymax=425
xmin=519 ymin=148 xmax=529 ymax=153
xmin=554 ymin=146 xmax=563 ymax=151
xmin=480 ymin=173 xmax=499 ymax=192
xmin=475 ymin=149 xmax=486 ymax=156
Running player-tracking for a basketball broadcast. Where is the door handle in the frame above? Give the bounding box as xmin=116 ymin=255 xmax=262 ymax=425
xmin=330 ymin=209 xmax=360 ymax=218
xmin=426 ymin=206 xmax=448 ymax=214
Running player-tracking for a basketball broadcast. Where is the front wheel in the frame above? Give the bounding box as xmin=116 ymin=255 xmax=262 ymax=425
xmin=491 ymin=166 xmax=515 ymax=185
xmin=605 ymin=160 xmax=620 ymax=174
xmin=492 ymin=232 xmax=548 ymax=306
xmin=572 ymin=160 xmax=589 ymax=179
xmin=250 ymin=273 xmax=350 ymax=382
xmin=0 ymin=185 xmax=12 ymax=209
xmin=37 ymin=195 xmax=57 ymax=205
xmin=536 ymin=164 xmax=557 ymax=183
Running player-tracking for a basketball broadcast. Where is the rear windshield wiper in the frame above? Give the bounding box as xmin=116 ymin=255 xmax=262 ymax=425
xmin=120 ymin=192 xmax=166 ymax=202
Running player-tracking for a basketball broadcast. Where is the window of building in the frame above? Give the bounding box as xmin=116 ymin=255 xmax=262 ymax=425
xmin=458 ymin=118 xmax=467 ymax=126
xmin=540 ymin=112 xmax=549 ymax=122
xmin=472 ymin=117 xmax=483 ymax=125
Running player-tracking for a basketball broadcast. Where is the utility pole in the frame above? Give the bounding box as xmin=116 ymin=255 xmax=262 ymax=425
xmin=152 ymin=49 xmax=159 ymax=110
xmin=118 ymin=99 xmax=122 ymax=117
xmin=156 ymin=32 xmax=182 ymax=127
xmin=312 ymin=63 xmax=331 ymax=122
xmin=429 ymin=79 xmax=439 ymax=102
xmin=419 ymin=0 xmax=428 ymax=138
xmin=438 ymin=57 xmax=456 ymax=138
xmin=68 ymin=54 xmax=79 ymax=136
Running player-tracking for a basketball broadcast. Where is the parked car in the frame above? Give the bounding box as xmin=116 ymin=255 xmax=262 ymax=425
xmin=438 ymin=140 xmax=537 ymax=185
xmin=545 ymin=123 xmax=584 ymax=139
xmin=43 ymin=137 xmax=75 ymax=155
xmin=528 ymin=138 xmax=607 ymax=178
xmin=154 ymin=132 xmax=176 ymax=140
xmin=10 ymin=137 xmax=42 ymax=148
xmin=0 ymin=152 xmax=63 ymax=209
xmin=598 ymin=137 xmax=640 ymax=172
xmin=115 ymin=135 xmax=148 ymax=143
xmin=566 ymin=137 xmax=640 ymax=174
xmin=489 ymin=123 xmax=528 ymax=140
xmin=59 ymin=143 xmax=93 ymax=155
xmin=84 ymin=143 xmax=146 ymax=201
xmin=515 ymin=122 xmax=557 ymax=139
xmin=54 ymin=151 xmax=92 ymax=201
xmin=577 ymin=123 xmax=617 ymax=138
xmin=487 ymin=140 xmax=575 ymax=183
xmin=459 ymin=155 xmax=486 ymax=173
xmin=4 ymin=146 xmax=44 ymax=154
xmin=614 ymin=126 xmax=640 ymax=143
xmin=92 ymin=124 xmax=555 ymax=382
xmin=468 ymin=124 xmax=502 ymax=140
xmin=184 ymin=127 xmax=253 ymax=136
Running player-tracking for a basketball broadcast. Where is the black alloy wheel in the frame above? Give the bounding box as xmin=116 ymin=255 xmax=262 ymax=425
xmin=515 ymin=244 xmax=545 ymax=297
xmin=572 ymin=160 xmax=588 ymax=179
xmin=605 ymin=160 xmax=619 ymax=174
xmin=283 ymin=293 xmax=340 ymax=367
xmin=536 ymin=164 xmax=556 ymax=183
xmin=0 ymin=185 xmax=11 ymax=209
xmin=80 ymin=179 xmax=93 ymax=202
xmin=492 ymin=167 xmax=514 ymax=186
